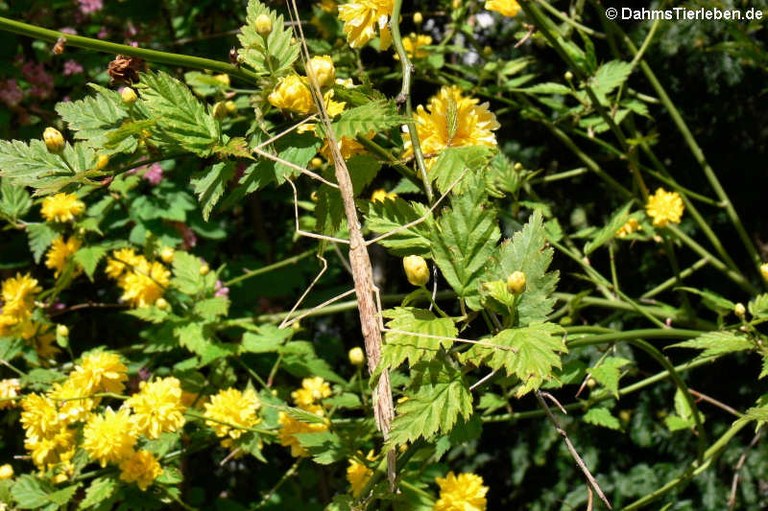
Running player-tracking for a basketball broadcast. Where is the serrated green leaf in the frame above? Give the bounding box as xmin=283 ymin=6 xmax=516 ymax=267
xmin=491 ymin=211 xmax=559 ymax=324
xmin=171 ymin=251 xmax=207 ymax=295
xmin=363 ymin=197 xmax=433 ymax=256
xmin=589 ymin=357 xmax=631 ymax=397
xmin=283 ymin=405 xmax=329 ymax=425
xmin=11 ymin=475 xmax=53 ymax=509
xmin=0 ymin=139 xmax=72 ymax=187
xmin=138 ymin=71 xmax=220 ymax=156
xmin=48 ymin=485 xmax=80 ymax=507
xmin=669 ymin=331 xmax=753 ymax=359
xmin=583 ymin=407 xmax=621 ymax=430
xmin=74 ymin=244 xmax=120 ymax=281
xmin=326 ymin=100 xmax=406 ymax=140
xmin=677 ymin=287 xmax=735 ymax=316
xmin=381 ymin=307 xmax=457 ymax=369
xmin=0 ymin=179 xmax=32 ymax=220
xmin=27 ymin=223 xmax=57 ymax=263
xmin=56 ymin=85 xmax=127 ymax=142
xmin=463 ymin=322 xmax=566 ymax=397
xmin=590 ymin=60 xmax=633 ymax=104
xmin=737 ymin=404 xmax=768 ymax=428
xmin=193 ymin=297 xmax=230 ymax=321
xmin=388 ymin=360 xmax=473 ymax=445
xmin=238 ymin=0 xmax=300 ymax=77
xmin=431 ymin=175 xmax=500 ymax=309
xmin=293 ymin=431 xmax=345 ymax=465
xmin=749 ymin=294 xmax=768 ymax=319
xmin=429 ymin=146 xmax=495 ymax=195
xmin=192 ymin=162 xmax=235 ymax=221
xmin=240 ymin=325 xmax=292 ymax=354
xmin=78 ymin=477 xmax=116 ymax=510
xmin=272 ymin=132 xmax=322 ymax=184
xmin=584 ymin=202 xmax=632 ymax=255
xmin=519 ymin=82 xmax=572 ymax=95
xmin=279 ymin=341 xmax=344 ymax=384
xmin=761 ymin=354 xmax=768 ymax=379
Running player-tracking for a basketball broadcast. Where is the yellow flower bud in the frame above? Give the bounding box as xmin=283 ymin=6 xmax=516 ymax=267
xmin=43 ymin=127 xmax=65 ymax=152
xmin=761 ymin=263 xmax=768 ymax=283
xmin=0 ymin=464 xmax=13 ymax=480
xmin=255 ymin=14 xmax=273 ymax=37
xmin=199 ymin=263 xmax=210 ymax=276
xmin=225 ymin=100 xmax=237 ymax=114
xmin=564 ymin=71 xmax=574 ymax=82
xmin=307 ymin=55 xmax=336 ymax=88
xmin=310 ymin=157 xmax=323 ymax=169
xmin=95 ymin=154 xmax=110 ymax=170
xmin=213 ymin=101 xmax=228 ymax=119
xmin=413 ymin=11 xmax=423 ymax=25
xmin=214 ymin=74 xmax=230 ymax=87
xmin=56 ymin=324 xmax=69 ymax=338
xmin=734 ymin=303 xmax=746 ymax=319
xmin=159 ymin=246 xmax=175 ymax=264
xmin=506 ymin=271 xmax=526 ymax=295
xmin=155 ymin=298 xmax=170 ymax=310
xmin=348 ymin=347 xmax=365 ymax=367
xmin=403 ymin=255 xmax=429 ymax=287
xmin=121 ymin=87 xmax=138 ymax=104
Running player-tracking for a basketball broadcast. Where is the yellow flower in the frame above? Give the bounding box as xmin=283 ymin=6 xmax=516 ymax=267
xmin=268 ymin=74 xmax=314 ymax=115
xmin=24 ymin=428 xmax=76 ymax=472
xmin=105 ymin=248 xmax=142 ymax=279
xmin=616 ymin=217 xmax=641 ymax=238
xmin=346 ymin=451 xmax=376 ymax=496
xmin=45 ymin=236 xmax=81 ymax=277
xmin=119 ymin=450 xmax=163 ymax=491
xmin=118 ymin=259 xmax=171 ymax=308
xmin=69 ymin=351 xmax=129 ymax=395
xmin=0 ymin=464 xmax=13 ymax=480
xmin=405 ymin=86 xmax=499 ymax=161
xmin=434 ymin=472 xmax=489 ymax=511
xmin=645 ymin=188 xmax=684 ymax=228
xmin=400 ymin=33 xmax=432 ymax=59
xmin=126 ymin=377 xmax=186 ymax=439
xmin=20 ymin=393 xmax=59 ymax=440
xmin=1 ymin=273 xmax=41 ymax=324
xmin=319 ymin=0 xmax=337 ymax=12
xmin=338 ymin=0 xmax=393 ymax=49
xmin=277 ymin=407 xmax=329 ymax=457
xmin=307 ymin=55 xmax=336 ymax=88
xmin=291 ymin=377 xmax=332 ymax=409
xmin=83 ymin=408 xmax=137 ymax=466
xmin=485 ymin=0 xmax=521 ymax=17
xmin=370 ymin=189 xmax=397 ymax=203
xmin=203 ymin=387 xmax=261 ymax=440
xmin=40 ymin=193 xmax=85 ymax=223
xmin=761 ymin=263 xmax=768 ymax=283
xmin=0 ymin=378 xmax=20 ymax=409
xmin=49 ymin=378 xmax=97 ymax=424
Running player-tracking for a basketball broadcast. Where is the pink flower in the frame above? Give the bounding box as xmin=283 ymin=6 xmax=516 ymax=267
xmin=141 ymin=163 xmax=164 ymax=185
xmin=214 ymin=280 xmax=229 ymax=298
xmin=78 ymin=0 xmax=103 ymax=15
xmin=59 ymin=27 xmax=78 ymax=35
xmin=21 ymin=62 xmax=54 ymax=99
xmin=0 ymin=79 xmax=24 ymax=107
xmin=63 ymin=59 xmax=84 ymax=76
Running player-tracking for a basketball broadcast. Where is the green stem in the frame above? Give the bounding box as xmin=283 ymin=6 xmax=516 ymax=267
xmin=225 ymin=249 xmax=317 ymax=286
xmin=641 ymin=258 xmax=709 ymax=299
xmin=0 ymin=16 xmax=259 ymax=84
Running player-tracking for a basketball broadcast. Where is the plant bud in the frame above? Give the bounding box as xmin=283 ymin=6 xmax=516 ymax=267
xmin=0 ymin=464 xmax=13 ymax=480
xmin=155 ymin=298 xmax=170 ymax=310
xmin=43 ymin=127 xmax=65 ymax=152
xmin=199 ymin=263 xmax=210 ymax=276
xmin=761 ymin=263 xmax=768 ymax=283
xmin=413 ymin=11 xmax=423 ymax=24
xmin=159 ymin=246 xmax=175 ymax=263
xmin=56 ymin=324 xmax=69 ymax=338
xmin=213 ymin=101 xmax=228 ymax=119
xmin=95 ymin=154 xmax=110 ymax=171
xmin=255 ymin=14 xmax=273 ymax=37
xmin=307 ymin=55 xmax=336 ymax=88
xmin=121 ymin=87 xmax=138 ymax=104
xmin=348 ymin=347 xmax=365 ymax=367
xmin=214 ymin=74 xmax=230 ymax=87
xmin=734 ymin=302 xmax=746 ymax=319
xmin=506 ymin=271 xmax=526 ymax=295
xmin=403 ymin=255 xmax=429 ymax=287
xmin=564 ymin=71 xmax=574 ymax=81
xmin=225 ymin=100 xmax=237 ymax=114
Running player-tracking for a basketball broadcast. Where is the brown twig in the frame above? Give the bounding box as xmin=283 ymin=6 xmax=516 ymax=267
xmin=688 ymin=388 xmax=743 ymax=419
xmin=536 ymin=391 xmax=613 ymax=509
xmin=727 ymin=429 xmax=762 ymax=510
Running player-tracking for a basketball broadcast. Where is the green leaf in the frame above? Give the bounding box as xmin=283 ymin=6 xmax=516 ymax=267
xmin=583 ymin=407 xmax=621 ymax=430
xmin=192 ymin=162 xmax=235 ymax=221
xmin=589 ymin=357 xmax=631 ymax=398
xmin=429 ymin=146 xmax=495 ymax=195
xmin=280 ymin=341 xmax=344 ymax=384
xmin=665 ymin=388 xmax=703 ymax=432
xmin=272 ymin=132 xmax=323 ymax=184
xmin=27 ymin=223 xmax=57 ymax=263
xmin=519 ymin=82 xmax=572 ymax=95
xmin=388 ymin=360 xmax=473 ymax=445
xmin=491 ymin=211 xmax=559 ymax=324
xmin=74 ymin=243 xmax=123 ymax=281
xmin=589 ymin=60 xmax=633 ymax=103
xmin=749 ymin=294 xmax=768 ymax=319
xmin=138 ymin=71 xmax=220 ymax=156
xmin=669 ymin=331 xmax=753 ymax=359
xmin=0 ymin=179 xmax=32 ymax=220
xmin=584 ymin=202 xmax=632 ymax=255
xmin=240 ymin=325 xmax=292 ymax=354
xmin=0 ymin=140 xmax=76 ymax=192
xmin=327 ymin=100 xmax=406 ymax=140
xmin=363 ymin=197 xmax=433 ymax=256
xmin=238 ymin=0 xmax=300 ymax=77
xmin=78 ymin=477 xmax=117 ymax=509
xmin=381 ymin=307 xmax=457 ymax=369
xmin=56 ymin=84 xmax=127 ymax=142
xmin=193 ymin=297 xmax=230 ymax=321
xmin=293 ymin=431 xmax=345 ymax=465
xmin=48 ymin=485 xmax=80 ymax=507
xmin=737 ymin=404 xmax=768 ymax=428
xmin=431 ymin=175 xmax=500 ymax=309
xmin=11 ymin=475 xmax=53 ymax=509
xmin=171 ymin=251 xmax=208 ymax=295
xmin=463 ymin=322 xmax=566 ymax=397
xmin=677 ymin=287 xmax=735 ymax=316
